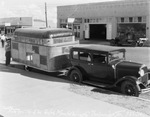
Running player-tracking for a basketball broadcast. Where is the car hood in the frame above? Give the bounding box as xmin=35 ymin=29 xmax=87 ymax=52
xmin=109 ymin=60 xmax=143 ymax=78
xmin=109 ymin=60 xmax=142 ymax=70
xmin=117 ymin=61 xmax=142 ymax=70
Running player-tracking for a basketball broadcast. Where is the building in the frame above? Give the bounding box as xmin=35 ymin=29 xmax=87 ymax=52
xmin=33 ymin=19 xmax=46 ymax=28
xmin=57 ymin=0 xmax=150 ymax=41
xmin=0 ymin=17 xmax=46 ymax=36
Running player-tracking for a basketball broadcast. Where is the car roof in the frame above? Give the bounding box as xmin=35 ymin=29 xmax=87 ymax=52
xmin=72 ymin=44 xmax=126 ymax=54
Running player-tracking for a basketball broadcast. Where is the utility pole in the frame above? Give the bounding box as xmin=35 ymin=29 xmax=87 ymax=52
xmin=45 ymin=2 xmax=48 ymax=27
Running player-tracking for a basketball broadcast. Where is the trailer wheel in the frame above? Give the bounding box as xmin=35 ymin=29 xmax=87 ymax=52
xmin=121 ymin=81 xmax=140 ymax=97
xmin=69 ymin=69 xmax=83 ymax=83
xmin=24 ymin=65 xmax=31 ymax=71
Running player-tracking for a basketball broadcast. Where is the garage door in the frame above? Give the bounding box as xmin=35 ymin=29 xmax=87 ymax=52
xmin=90 ymin=24 xmax=106 ymax=40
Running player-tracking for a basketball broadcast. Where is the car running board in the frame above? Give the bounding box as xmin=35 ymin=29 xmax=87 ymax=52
xmin=82 ymin=80 xmax=114 ymax=88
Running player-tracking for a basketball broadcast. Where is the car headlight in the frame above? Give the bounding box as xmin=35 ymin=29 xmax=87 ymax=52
xmin=138 ymin=69 xmax=144 ymax=77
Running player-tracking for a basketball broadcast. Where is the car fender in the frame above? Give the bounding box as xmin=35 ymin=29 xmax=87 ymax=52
xmin=67 ymin=66 xmax=87 ymax=78
xmin=115 ymin=76 xmax=141 ymax=92
xmin=115 ymin=76 xmax=139 ymax=87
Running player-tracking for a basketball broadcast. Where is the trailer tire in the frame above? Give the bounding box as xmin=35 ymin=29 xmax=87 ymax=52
xmin=24 ymin=65 xmax=31 ymax=71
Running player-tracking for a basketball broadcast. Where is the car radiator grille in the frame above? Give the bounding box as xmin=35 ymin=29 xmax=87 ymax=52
xmin=140 ymin=73 xmax=149 ymax=86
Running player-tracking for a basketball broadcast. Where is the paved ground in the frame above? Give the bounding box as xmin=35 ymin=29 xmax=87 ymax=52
xmin=0 ymin=41 xmax=150 ymax=117
xmin=79 ymin=39 xmax=110 ymax=45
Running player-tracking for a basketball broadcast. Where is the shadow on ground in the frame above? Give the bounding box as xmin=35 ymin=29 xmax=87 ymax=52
xmin=0 ymin=63 xmax=123 ymax=96
xmin=0 ymin=63 xmax=70 ymax=84
xmin=91 ymin=87 xmax=122 ymax=95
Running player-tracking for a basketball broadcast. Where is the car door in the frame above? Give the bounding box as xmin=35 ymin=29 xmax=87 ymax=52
xmin=90 ymin=52 xmax=114 ymax=84
xmin=78 ymin=51 xmax=93 ymax=78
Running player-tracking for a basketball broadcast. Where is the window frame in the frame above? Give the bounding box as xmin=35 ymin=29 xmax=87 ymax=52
xmin=72 ymin=50 xmax=79 ymax=60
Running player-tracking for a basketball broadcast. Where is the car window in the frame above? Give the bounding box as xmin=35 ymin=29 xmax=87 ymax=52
xmin=109 ymin=52 xmax=124 ymax=62
xmin=93 ymin=53 xmax=107 ymax=64
xmin=72 ymin=51 xmax=78 ymax=59
xmin=79 ymin=52 xmax=91 ymax=62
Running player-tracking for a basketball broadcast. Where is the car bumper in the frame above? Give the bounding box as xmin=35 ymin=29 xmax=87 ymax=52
xmin=141 ymin=86 xmax=150 ymax=93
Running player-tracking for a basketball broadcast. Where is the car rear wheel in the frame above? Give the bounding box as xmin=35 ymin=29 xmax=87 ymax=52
xmin=138 ymin=43 xmax=144 ymax=47
xmin=121 ymin=81 xmax=140 ymax=97
xmin=131 ymin=41 xmax=137 ymax=47
xmin=69 ymin=69 xmax=83 ymax=83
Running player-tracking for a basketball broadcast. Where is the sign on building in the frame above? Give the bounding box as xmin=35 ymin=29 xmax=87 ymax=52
xmin=5 ymin=23 xmax=11 ymax=26
xmin=67 ymin=18 xmax=75 ymax=23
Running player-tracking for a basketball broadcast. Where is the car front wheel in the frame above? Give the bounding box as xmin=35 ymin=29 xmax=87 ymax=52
xmin=69 ymin=69 xmax=83 ymax=83
xmin=121 ymin=81 xmax=140 ymax=97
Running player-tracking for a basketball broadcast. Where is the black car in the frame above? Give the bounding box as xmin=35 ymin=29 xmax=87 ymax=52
xmin=67 ymin=45 xmax=150 ymax=97
xmin=110 ymin=32 xmax=145 ymax=47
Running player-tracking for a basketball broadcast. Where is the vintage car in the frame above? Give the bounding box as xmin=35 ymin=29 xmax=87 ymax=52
xmin=67 ymin=45 xmax=150 ymax=97
xmin=110 ymin=38 xmax=138 ymax=46
xmin=110 ymin=32 xmax=146 ymax=47
xmin=137 ymin=38 xmax=148 ymax=47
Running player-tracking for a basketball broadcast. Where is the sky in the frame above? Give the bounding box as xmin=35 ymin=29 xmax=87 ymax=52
xmin=0 ymin=0 xmax=121 ymax=27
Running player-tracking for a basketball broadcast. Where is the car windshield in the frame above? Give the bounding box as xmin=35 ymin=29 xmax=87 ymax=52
xmin=109 ymin=51 xmax=124 ymax=62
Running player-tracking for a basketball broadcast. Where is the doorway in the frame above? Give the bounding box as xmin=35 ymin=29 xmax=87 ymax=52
xmin=89 ymin=24 xmax=106 ymax=40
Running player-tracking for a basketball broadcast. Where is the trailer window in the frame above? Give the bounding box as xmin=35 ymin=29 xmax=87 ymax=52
xmin=32 ymin=46 xmax=39 ymax=54
xmin=53 ymin=36 xmax=73 ymax=44
xmin=26 ymin=53 xmax=33 ymax=61
xmin=40 ymin=55 xmax=47 ymax=65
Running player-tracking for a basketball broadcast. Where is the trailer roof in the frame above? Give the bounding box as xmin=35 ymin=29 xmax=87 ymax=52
xmin=14 ymin=28 xmax=73 ymax=38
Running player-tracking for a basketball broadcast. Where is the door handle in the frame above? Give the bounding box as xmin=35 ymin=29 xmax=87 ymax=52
xmin=88 ymin=63 xmax=93 ymax=65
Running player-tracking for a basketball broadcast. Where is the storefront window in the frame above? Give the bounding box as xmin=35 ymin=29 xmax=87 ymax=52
xmin=121 ymin=18 xmax=124 ymax=23
xmin=129 ymin=17 xmax=133 ymax=22
xmin=138 ymin=17 xmax=142 ymax=22
xmin=87 ymin=19 xmax=89 ymax=23
xmin=73 ymin=25 xmax=80 ymax=38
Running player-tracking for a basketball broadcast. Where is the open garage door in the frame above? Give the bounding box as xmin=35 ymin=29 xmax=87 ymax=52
xmin=89 ymin=24 xmax=106 ymax=40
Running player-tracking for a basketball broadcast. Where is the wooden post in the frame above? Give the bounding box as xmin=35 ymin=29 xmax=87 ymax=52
xmin=45 ymin=2 xmax=48 ymax=27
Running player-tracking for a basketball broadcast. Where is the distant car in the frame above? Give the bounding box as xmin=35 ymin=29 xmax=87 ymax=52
xmin=67 ymin=45 xmax=150 ymax=97
xmin=137 ymin=38 xmax=148 ymax=47
xmin=110 ymin=38 xmax=138 ymax=46
xmin=110 ymin=33 xmax=147 ymax=47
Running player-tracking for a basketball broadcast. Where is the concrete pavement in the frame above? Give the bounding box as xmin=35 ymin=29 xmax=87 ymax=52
xmin=0 ymin=64 xmax=149 ymax=117
xmin=0 ymin=43 xmax=150 ymax=117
